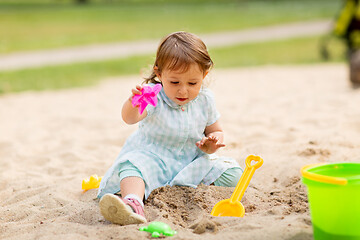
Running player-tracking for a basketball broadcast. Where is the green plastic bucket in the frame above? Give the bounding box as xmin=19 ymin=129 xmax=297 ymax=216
xmin=301 ymin=163 xmax=360 ymax=240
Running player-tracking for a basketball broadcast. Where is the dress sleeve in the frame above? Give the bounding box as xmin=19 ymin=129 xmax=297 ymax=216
xmin=204 ymin=88 xmax=221 ymax=126
xmin=145 ymin=97 xmax=159 ymax=117
xmin=145 ymin=103 xmax=156 ymax=117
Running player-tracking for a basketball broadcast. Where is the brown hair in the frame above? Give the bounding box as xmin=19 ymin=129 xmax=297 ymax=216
xmin=144 ymin=31 xmax=214 ymax=84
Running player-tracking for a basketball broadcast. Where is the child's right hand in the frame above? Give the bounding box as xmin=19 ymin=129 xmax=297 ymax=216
xmin=122 ymin=84 xmax=148 ymax=124
xmin=129 ymin=85 xmax=143 ymax=107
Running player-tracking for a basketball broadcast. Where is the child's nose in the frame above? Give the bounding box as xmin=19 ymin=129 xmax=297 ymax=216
xmin=178 ymin=86 xmax=187 ymax=95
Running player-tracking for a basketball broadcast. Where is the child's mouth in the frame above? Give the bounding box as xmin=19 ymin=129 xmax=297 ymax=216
xmin=176 ymin=98 xmax=188 ymax=102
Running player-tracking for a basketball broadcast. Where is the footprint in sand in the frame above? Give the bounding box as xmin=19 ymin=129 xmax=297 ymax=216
xmin=190 ymin=218 xmax=221 ymax=234
xmin=298 ymin=147 xmax=331 ymax=157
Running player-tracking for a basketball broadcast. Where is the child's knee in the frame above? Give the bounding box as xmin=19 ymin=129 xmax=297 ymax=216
xmin=213 ymin=167 xmax=243 ymax=187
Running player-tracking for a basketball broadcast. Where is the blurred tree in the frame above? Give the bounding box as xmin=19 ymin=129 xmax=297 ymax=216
xmin=76 ymin=0 xmax=88 ymax=3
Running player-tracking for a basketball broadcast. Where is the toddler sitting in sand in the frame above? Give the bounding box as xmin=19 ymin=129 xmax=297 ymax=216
xmin=97 ymin=31 xmax=243 ymax=225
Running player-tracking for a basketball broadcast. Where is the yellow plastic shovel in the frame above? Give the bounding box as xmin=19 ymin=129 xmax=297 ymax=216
xmin=211 ymin=155 xmax=263 ymax=217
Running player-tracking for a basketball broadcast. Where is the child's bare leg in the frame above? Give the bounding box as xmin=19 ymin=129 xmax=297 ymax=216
xmin=120 ymin=176 xmax=145 ymax=200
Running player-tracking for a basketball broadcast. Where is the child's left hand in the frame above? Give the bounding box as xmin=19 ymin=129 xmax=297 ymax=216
xmin=196 ymin=136 xmax=225 ymax=154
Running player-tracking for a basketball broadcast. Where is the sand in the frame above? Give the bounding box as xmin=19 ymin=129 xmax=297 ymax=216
xmin=1 ymin=63 xmax=359 ymax=240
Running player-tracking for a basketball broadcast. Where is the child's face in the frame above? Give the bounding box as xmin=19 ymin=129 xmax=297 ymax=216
xmin=157 ymin=63 xmax=207 ymax=106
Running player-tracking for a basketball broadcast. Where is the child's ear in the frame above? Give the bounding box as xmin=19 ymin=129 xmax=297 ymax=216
xmin=154 ymin=66 xmax=161 ymax=79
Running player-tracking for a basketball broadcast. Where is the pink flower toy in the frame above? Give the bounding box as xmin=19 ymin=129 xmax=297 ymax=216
xmin=131 ymin=84 xmax=162 ymax=114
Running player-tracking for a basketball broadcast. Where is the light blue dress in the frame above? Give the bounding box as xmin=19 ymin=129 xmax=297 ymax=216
xmin=97 ymin=86 xmax=240 ymax=199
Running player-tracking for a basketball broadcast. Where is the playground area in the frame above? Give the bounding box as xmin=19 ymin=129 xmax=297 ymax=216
xmin=1 ymin=63 xmax=360 ymax=239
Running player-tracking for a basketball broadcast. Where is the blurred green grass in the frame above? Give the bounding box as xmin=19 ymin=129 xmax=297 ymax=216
xmin=0 ymin=35 xmax=346 ymax=93
xmin=0 ymin=0 xmax=340 ymax=53
xmin=0 ymin=0 xmax=346 ymax=94
xmin=210 ymin=36 xmax=346 ymax=68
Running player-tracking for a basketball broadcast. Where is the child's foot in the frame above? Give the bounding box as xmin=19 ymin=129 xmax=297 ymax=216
xmin=99 ymin=194 xmax=146 ymax=225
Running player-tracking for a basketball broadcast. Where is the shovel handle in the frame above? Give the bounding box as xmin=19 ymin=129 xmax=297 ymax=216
xmin=245 ymin=155 xmax=263 ymax=170
xmin=230 ymin=155 xmax=263 ymax=203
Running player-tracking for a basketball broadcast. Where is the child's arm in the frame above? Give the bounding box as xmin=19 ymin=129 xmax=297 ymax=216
xmin=204 ymin=120 xmax=224 ymax=143
xmin=196 ymin=120 xmax=226 ymax=154
xmin=121 ymin=85 xmax=148 ymax=124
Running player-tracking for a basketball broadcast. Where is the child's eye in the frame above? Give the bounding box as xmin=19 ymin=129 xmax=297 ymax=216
xmin=170 ymin=81 xmax=179 ymax=84
xmin=189 ymin=82 xmax=197 ymax=86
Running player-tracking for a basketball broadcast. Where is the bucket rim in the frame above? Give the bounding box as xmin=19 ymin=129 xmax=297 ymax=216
xmin=301 ymin=162 xmax=360 ymax=186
